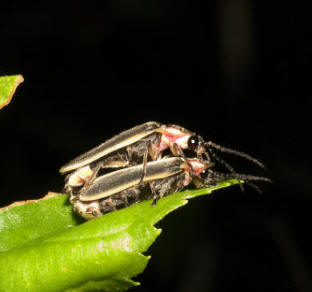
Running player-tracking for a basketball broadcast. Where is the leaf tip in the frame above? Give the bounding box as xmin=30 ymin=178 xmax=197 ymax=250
xmin=156 ymin=228 xmax=162 ymax=236
xmin=146 ymin=255 xmax=152 ymax=261
xmin=0 ymin=74 xmax=24 ymax=109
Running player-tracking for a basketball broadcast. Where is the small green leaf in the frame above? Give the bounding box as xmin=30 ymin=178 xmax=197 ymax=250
xmin=0 ymin=180 xmax=238 ymax=292
xmin=0 ymin=193 xmax=82 ymax=253
xmin=0 ymin=75 xmax=24 ymax=109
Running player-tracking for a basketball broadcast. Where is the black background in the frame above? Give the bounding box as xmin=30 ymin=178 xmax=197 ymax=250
xmin=0 ymin=1 xmax=311 ymax=292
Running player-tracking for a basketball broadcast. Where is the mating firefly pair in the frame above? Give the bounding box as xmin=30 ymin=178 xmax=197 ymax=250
xmin=60 ymin=122 xmax=268 ymax=219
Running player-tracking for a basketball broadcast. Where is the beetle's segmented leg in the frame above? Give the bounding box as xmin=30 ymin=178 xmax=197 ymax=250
xmin=64 ymin=185 xmax=73 ymax=196
xmin=64 ymin=173 xmax=75 ymax=195
xmin=100 ymin=187 xmax=142 ymax=213
xmin=116 ymin=187 xmax=142 ymax=208
xmin=151 ymin=183 xmax=170 ymax=205
xmin=192 ymin=177 xmax=204 ymax=188
xmin=150 ymin=172 xmax=186 ymax=205
xmin=150 ymin=180 xmax=168 ymax=205
xmin=150 ymin=183 xmax=158 ymax=205
xmin=138 ymin=146 xmax=149 ymax=186
xmin=119 ymin=193 xmax=129 ymax=206
xmin=169 ymin=141 xmax=184 ymax=157
xmin=148 ymin=139 xmax=160 ymax=161
xmin=70 ymin=197 xmax=102 ymax=219
xmin=170 ymin=142 xmax=196 ymax=177
xmin=99 ymin=197 xmax=117 ymax=214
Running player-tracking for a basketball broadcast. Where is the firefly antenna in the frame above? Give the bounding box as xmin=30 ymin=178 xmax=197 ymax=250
xmin=207 ymin=170 xmax=271 ymax=194
xmin=205 ymin=141 xmax=266 ymax=169
xmin=207 ymin=148 xmax=244 ymax=192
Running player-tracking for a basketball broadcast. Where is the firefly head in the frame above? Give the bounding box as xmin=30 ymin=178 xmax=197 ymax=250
xmin=187 ymin=135 xmax=206 ymax=157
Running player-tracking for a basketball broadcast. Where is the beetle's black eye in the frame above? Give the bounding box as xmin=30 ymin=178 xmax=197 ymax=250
xmin=200 ymin=169 xmax=209 ymax=179
xmin=188 ymin=135 xmax=199 ymax=151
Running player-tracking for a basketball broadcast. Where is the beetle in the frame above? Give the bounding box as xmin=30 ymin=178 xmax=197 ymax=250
xmin=70 ymin=156 xmax=270 ymax=220
xmin=60 ymin=122 xmax=265 ymax=194
xmin=70 ymin=157 xmax=215 ymax=219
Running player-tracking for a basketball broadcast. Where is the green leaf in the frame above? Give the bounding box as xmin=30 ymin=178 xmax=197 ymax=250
xmin=0 ymin=180 xmax=238 ymax=292
xmin=0 ymin=75 xmax=24 ymax=109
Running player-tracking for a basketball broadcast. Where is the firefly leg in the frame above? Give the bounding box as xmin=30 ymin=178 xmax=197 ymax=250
xmin=138 ymin=140 xmax=160 ymax=186
xmin=100 ymin=197 xmax=117 ymax=214
xmin=150 ymin=174 xmax=184 ymax=205
xmin=138 ymin=147 xmax=148 ymax=186
xmin=169 ymin=142 xmax=185 ymax=157
xmin=169 ymin=142 xmax=195 ymax=177
xmin=147 ymin=140 xmax=159 ymax=160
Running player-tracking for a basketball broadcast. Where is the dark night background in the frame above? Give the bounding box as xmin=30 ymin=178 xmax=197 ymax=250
xmin=0 ymin=1 xmax=311 ymax=291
